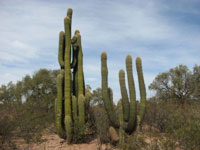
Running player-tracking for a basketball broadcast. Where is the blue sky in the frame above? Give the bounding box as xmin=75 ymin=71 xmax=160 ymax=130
xmin=0 ymin=0 xmax=200 ymax=102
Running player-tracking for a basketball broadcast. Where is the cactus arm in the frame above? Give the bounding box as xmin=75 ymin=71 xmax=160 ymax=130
xmin=85 ymin=90 xmax=91 ymax=110
xmin=71 ymin=48 xmax=77 ymax=69
xmin=101 ymin=52 xmax=119 ymax=127
xmin=71 ymin=34 xmax=78 ymax=69
xmin=67 ymin=8 xmax=73 ymax=19
xmin=72 ymin=96 xmax=78 ymax=130
xmin=108 ymin=87 xmax=114 ymax=106
xmin=56 ymin=70 xmax=65 ymax=138
xmin=136 ymin=57 xmax=146 ymax=125
xmin=76 ymin=31 xmax=85 ymax=97
xmin=58 ymin=31 xmax=65 ymax=68
xmin=119 ymin=69 xmax=130 ymax=121
xmin=117 ymin=100 xmax=124 ymax=146
xmin=78 ymin=94 xmax=85 ymax=133
xmin=126 ymin=55 xmax=137 ymax=132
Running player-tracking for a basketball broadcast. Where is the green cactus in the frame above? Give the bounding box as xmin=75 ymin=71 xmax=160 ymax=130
xmin=126 ymin=55 xmax=137 ymax=133
xmin=101 ymin=52 xmax=119 ymax=127
xmin=101 ymin=52 xmax=146 ymax=141
xmin=55 ymin=70 xmax=65 ymax=138
xmin=78 ymin=94 xmax=85 ymax=133
xmin=117 ymin=100 xmax=124 ymax=146
xmin=72 ymin=96 xmax=78 ymax=132
xmin=64 ymin=10 xmax=72 ymax=139
xmin=65 ymin=115 xmax=72 ymax=143
xmin=76 ymin=31 xmax=85 ymax=97
xmin=55 ymin=8 xmax=89 ymax=143
xmin=58 ymin=32 xmax=65 ymax=69
xmin=136 ymin=57 xmax=146 ymax=125
xmin=108 ymin=87 xmax=114 ymax=107
xmin=119 ymin=69 xmax=129 ymax=121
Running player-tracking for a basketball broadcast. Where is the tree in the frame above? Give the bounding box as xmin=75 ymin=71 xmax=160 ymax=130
xmin=149 ymin=65 xmax=193 ymax=104
xmin=0 ymin=69 xmax=59 ymax=144
xmin=90 ymin=88 xmax=104 ymax=106
xmin=191 ymin=65 xmax=200 ymax=101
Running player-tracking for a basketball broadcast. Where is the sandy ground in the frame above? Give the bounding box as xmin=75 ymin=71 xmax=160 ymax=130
xmin=15 ymin=133 xmax=116 ymax=150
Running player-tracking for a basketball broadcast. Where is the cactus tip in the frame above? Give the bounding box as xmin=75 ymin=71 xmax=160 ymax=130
xmin=67 ymin=8 xmax=73 ymax=16
xmin=136 ymin=56 xmax=142 ymax=62
xmin=101 ymin=51 xmax=107 ymax=59
xmin=119 ymin=69 xmax=125 ymax=75
xmin=126 ymin=54 xmax=132 ymax=61
xmin=75 ymin=30 xmax=80 ymax=35
xmin=59 ymin=31 xmax=65 ymax=36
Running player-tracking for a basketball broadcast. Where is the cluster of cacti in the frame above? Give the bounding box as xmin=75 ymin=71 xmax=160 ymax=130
xmin=55 ymin=8 xmax=90 ymax=143
xmin=101 ymin=52 xmax=146 ymax=142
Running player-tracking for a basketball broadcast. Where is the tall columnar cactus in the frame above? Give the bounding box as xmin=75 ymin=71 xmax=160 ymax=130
xmin=101 ymin=52 xmax=146 ymax=142
xmin=55 ymin=8 xmax=89 ymax=143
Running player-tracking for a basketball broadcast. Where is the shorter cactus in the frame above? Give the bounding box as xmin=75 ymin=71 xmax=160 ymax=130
xmin=101 ymin=52 xmax=146 ymax=142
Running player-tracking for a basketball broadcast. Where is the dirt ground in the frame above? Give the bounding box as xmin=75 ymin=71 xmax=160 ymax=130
xmin=15 ymin=133 xmax=116 ymax=150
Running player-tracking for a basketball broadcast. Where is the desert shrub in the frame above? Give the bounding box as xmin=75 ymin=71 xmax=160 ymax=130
xmin=0 ymin=104 xmax=17 ymax=150
xmin=166 ymin=103 xmax=200 ymax=149
xmin=144 ymin=100 xmax=200 ymax=150
xmin=91 ymin=105 xmax=110 ymax=143
xmin=118 ymin=132 xmax=147 ymax=150
xmin=144 ymin=100 xmax=175 ymax=132
xmin=0 ymin=116 xmax=17 ymax=149
xmin=0 ymin=69 xmax=57 ymax=146
xmin=14 ymin=101 xmax=55 ymax=144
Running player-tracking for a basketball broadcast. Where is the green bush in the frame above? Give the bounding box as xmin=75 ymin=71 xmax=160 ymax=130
xmin=91 ymin=106 xmax=110 ymax=143
xmin=166 ymin=103 xmax=200 ymax=149
xmin=0 ymin=115 xmax=17 ymax=150
xmin=144 ymin=100 xmax=200 ymax=150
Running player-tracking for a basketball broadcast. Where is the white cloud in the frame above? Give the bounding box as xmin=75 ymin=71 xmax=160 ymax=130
xmin=0 ymin=40 xmax=38 ymax=63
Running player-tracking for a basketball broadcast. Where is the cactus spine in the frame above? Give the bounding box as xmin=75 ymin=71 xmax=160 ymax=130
xmin=101 ymin=52 xmax=146 ymax=142
xmin=55 ymin=8 xmax=89 ymax=143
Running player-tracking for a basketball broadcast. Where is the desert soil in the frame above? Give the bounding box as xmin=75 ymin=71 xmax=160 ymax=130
xmin=15 ymin=133 xmax=116 ymax=150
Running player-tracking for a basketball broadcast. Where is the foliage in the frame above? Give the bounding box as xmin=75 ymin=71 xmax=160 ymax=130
xmin=0 ymin=69 xmax=58 ymax=146
xmin=149 ymin=64 xmax=200 ymax=104
xmin=91 ymin=106 xmax=110 ymax=143
xmin=0 ymin=104 xmax=17 ymax=149
xmin=166 ymin=103 xmax=200 ymax=149
xmin=144 ymin=100 xmax=200 ymax=150
xmin=90 ymin=88 xmax=103 ymax=106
